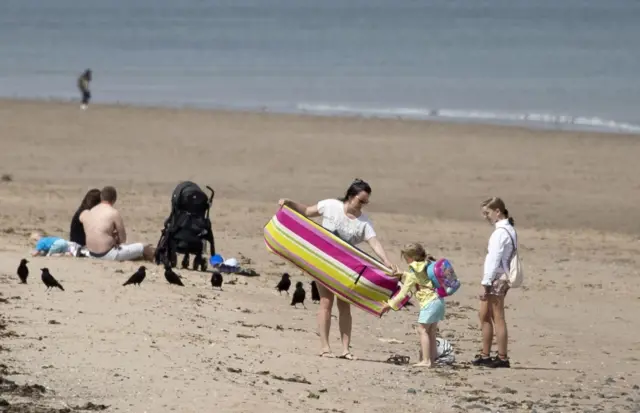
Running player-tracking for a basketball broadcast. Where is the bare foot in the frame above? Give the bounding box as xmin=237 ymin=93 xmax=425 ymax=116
xmin=412 ymin=361 xmax=434 ymax=368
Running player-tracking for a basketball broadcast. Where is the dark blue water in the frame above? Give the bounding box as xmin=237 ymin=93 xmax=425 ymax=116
xmin=1 ymin=0 xmax=639 ymax=133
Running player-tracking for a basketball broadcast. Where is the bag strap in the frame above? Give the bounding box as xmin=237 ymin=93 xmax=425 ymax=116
xmin=498 ymin=227 xmax=518 ymax=261
xmin=410 ymin=261 xmax=439 ymax=291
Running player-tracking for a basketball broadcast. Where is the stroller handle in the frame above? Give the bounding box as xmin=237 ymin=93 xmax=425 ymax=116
xmin=206 ymin=186 xmax=215 ymax=202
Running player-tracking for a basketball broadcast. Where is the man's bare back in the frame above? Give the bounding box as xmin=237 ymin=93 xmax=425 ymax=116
xmin=79 ymin=186 xmax=153 ymax=262
xmin=80 ymin=202 xmax=127 ymax=254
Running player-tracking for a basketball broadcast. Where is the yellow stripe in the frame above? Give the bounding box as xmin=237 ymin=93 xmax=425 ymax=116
xmin=271 ymin=215 xmax=395 ymax=299
xmin=265 ymin=215 xmax=392 ymax=305
xmin=266 ymin=218 xmax=356 ymax=296
xmin=283 ymin=207 xmax=392 ymax=273
xmin=268 ymin=216 xmax=390 ymax=301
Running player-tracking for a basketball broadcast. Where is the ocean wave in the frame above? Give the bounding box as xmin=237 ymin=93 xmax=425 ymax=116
xmin=295 ymin=103 xmax=640 ymax=134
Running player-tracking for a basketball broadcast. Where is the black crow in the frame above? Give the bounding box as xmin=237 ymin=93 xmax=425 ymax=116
xmin=17 ymin=258 xmax=29 ymax=284
xmin=164 ymin=267 xmax=184 ymax=286
xmin=41 ymin=268 xmax=64 ymax=291
xmin=310 ymin=280 xmax=320 ymax=303
xmin=123 ymin=266 xmax=146 ymax=286
xmin=276 ymin=273 xmax=291 ymax=295
xmin=291 ymin=281 xmax=306 ymax=308
xmin=211 ymin=271 xmax=223 ymax=290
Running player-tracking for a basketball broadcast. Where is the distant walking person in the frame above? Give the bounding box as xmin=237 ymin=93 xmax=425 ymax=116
xmin=77 ymin=69 xmax=92 ymax=110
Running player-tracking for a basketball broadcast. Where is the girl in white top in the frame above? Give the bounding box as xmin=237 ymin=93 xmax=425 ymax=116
xmin=473 ymin=197 xmax=517 ymax=369
xmin=278 ymin=179 xmax=395 ymax=360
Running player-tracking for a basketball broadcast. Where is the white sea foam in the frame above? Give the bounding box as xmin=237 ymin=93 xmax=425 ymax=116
xmin=295 ymin=104 xmax=640 ymax=134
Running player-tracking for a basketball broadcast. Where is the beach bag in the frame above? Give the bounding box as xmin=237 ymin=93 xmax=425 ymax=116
xmin=501 ymin=228 xmax=523 ymax=288
xmin=425 ymin=258 xmax=461 ymax=298
xmin=418 ymin=338 xmax=456 ymax=365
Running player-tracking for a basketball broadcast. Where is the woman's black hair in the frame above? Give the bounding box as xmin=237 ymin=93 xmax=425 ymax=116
xmin=338 ymin=178 xmax=372 ymax=202
xmin=79 ymin=188 xmax=101 ymax=211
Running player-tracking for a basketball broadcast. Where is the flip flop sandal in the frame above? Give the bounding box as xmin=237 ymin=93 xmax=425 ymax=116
xmin=386 ymin=354 xmax=410 ymax=365
xmin=338 ymin=352 xmax=356 ymax=360
xmin=319 ymin=351 xmax=336 ymax=358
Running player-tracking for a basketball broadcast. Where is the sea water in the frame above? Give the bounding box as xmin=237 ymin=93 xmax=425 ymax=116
xmin=1 ymin=0 xmax=639 ymax=133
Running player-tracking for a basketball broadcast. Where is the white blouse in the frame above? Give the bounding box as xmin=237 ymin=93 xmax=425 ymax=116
xmin=482 ymin=219 xmax=517 ymax=286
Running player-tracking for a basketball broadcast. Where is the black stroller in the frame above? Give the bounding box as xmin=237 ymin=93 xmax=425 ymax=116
xmin=154 ymin=181 xmax=216 ymax=272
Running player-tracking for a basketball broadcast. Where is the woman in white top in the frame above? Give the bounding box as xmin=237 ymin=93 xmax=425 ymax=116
xmin=278 ymin=179 xmax=395 ymax=360
xmin=473 ymin=197 xmax=517 ymax=369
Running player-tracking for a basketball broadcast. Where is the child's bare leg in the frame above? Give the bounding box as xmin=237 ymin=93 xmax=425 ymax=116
xmin=413 ymin=323 xmax=433 ymax=367
xmin=415 ymin=325 xmax=423 ymax=361
xmin=428 ymin=323 xmax=438 ymax=365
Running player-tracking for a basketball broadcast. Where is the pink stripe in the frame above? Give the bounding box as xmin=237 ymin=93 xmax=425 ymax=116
xmin=265 ymin=229 xmax=410 ymax=314
xmin=279 ymin=207 xmax=380 ymax=267
xmin=263 ymin=230 xmax=340 ymax=290
xmin=279 ymin=207 xmax=383 ymax=268
xmin=264 ymin=231 xmax=380 ymax=308
xmin=264 ymin=238 xmax=381 ymax=317
xmin=276 ymin=208 xmax=398 ymax=292
xmin=264 ymin=232 xmax=382 ymax=316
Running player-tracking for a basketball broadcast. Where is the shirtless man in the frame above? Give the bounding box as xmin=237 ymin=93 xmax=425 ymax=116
xmin=80 ymin=186 xmax=154 ymax=261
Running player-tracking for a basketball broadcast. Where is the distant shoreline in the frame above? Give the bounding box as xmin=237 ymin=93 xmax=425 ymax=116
xmin=1 ymin=95 xmax=639 ymax=137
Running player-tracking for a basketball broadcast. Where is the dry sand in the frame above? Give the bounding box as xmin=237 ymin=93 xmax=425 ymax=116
xmin=1 ymin=99 xmax=639 ymax=413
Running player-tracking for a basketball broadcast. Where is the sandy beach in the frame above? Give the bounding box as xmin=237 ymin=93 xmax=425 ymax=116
xmin=1 ymin=99 xmax=639 ymax=413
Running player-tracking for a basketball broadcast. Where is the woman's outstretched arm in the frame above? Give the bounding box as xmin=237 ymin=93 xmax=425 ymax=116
xmin=278 ymin=198 xmax=321 ymax=218
xmin=367 ymin=236 xmax=395 ymax=270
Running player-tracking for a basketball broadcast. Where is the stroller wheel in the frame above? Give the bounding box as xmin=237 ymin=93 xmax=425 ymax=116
xmin=169 ymin=252 xmax=177 ymax=268
xmin=181 ymin=254 xmax=190 ymax=270
xmin=192 ymin=255 xmax=202 ymax=272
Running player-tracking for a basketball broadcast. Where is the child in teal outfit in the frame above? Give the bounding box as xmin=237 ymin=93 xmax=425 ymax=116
xmin=30 ymin=231 xmax=76 ymax=257
xmin=381 ymin=242 xmax=445 ymax=368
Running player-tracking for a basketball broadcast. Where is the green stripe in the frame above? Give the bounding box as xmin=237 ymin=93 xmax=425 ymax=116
xmin=271 ymin=218 xmax=350 ymax=279
xmin=285 ymin=206 xmax=390 ymax=273
xmin=270 ymin=217 xmax=391 ymax=299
